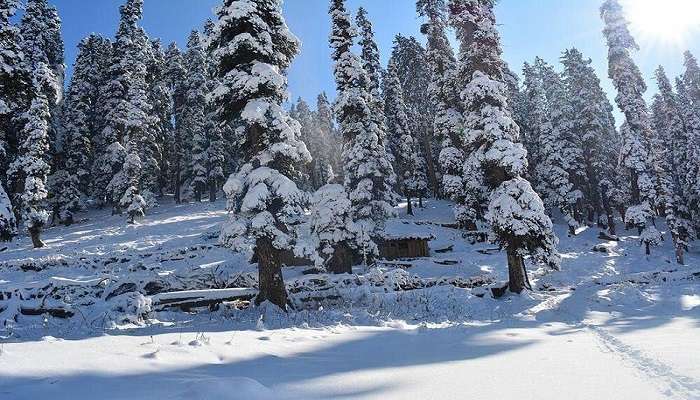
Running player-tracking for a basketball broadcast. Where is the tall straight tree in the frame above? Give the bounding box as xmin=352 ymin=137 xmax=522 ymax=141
xmin=213 ymin=0 xmax=310 ymax=309
xmin=651 ymin=67 xmax=693 ymax=264
xmin=182 ymin=30 xmax=208 ymax=202
xmin=561 ymin=48 xmax=621 ymax=232
xmin=0 ymin=0 xmax=29 ymax=178
xmin=390 ymin=34 xmax=440 ymax=197
xmin=418 ymin=0 xmax=465 ymax=213
xmin=601 ymin=0 xmax=660 ymax=255
xmin=384 ymin=59 xmax=428 ymax=215
xmin=163 ymin=42 xmax=187 ymax=203
xmin=449 ymin=0 xmax=559 ymax=293
xmin=330 ymin=0 xmax=397 ymax=263
xmin=203 ymin=19 xmax=225 ymax=202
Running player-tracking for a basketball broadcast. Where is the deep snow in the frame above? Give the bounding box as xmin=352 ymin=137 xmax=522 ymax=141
xmin=1 ymin=198 xmax=699 ymax=399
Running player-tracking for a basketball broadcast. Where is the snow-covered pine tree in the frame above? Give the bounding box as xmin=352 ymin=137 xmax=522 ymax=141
xmin=182 ymin=30 xmax=208 ymax=202
xmin=355 ymin=7 xmax=382 ymax=100
xmin=56 ymin=35 xmax=110 ymax=224
xmin=330 ymin=0 xmax=398 ymax=262
xmin=390 ymin=34 xmax=440 ymax=197
xmin=310 ymin=183 xmax=355 ymax=273
xmin=212 ymin=0 xmax=311 ymax=309
xmin=448 ymin=0 xmax=559 ymax=293
xmin=6 ymin=0 xmax=62 ymax=248
xmin=163 ymin=42 xmax=187 ymax=203
xmin=0 ymin=0 xmax=29 ymax=177
xmin=203 ymin=19 xmax=225 ymax=202
xmin=0 ymin=181 xmax=16 ymax=241
xmin=417 ymin=0 xmax=466 ymax=218
xmin=384 ymin=59 xmax=428 ymax=215
xmin=651 ymin=67 xmax=694 ymax=264
xmin=600 ymin=0 xmax=660 ymax=255
xmin=290 ymin=97 xmax=315 ymax=190
xmin=102 ymin=0 xmax=156 ymax=212
xmin=561 ymin=48 xmax=621 ymax=232
xmin=520 ymin=62 xmax=546 ymax=186
xmin=8 ymin=82 xmax=52 ymax=248
xmin=315 ymin=92 xmax=341 ymax=182
xmin=117 ymin=143 xmax=146 ymax=224
xmin=676 ymin=77 xmax=700 ymax=228
xmin=146 ymin=39 xmax=172 ymax=198
xmin=533 ymin=58 xmax=584 ymax=235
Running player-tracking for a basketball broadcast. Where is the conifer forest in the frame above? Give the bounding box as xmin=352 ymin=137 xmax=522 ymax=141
xmin=1 ymin=1 xmax=700 ymax=399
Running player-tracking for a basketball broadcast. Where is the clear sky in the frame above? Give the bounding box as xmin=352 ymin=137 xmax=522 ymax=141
xmin=51 ymin=0 xmax=700 ymax=125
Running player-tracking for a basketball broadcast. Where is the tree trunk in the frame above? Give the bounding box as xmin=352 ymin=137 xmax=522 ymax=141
xmin=507 ymin=245 xmax=527 ymax=294
xmin=29 ymin=226 xmax=44 ymax=249
xmin=254 ymin=237 xmax=287 ymax=309
xmin=209 ymin=179 xmax=217 ymax=202
xmin=174 ymin=170 xmax=182 ymax=204
xmin=327 ymin=241 xmax=353 ymax=274
xmin=419 ymin=197 xmax=424 ymax=208
xmin=675 ymin=243 xmax=685 ymax=265
xmin=421 ymin=135 xmax=441 ymax=198
xmin=407 ymin=196 xmax=413 ymax=216
xmin=645 ymin=241 xmax=650 ymax=256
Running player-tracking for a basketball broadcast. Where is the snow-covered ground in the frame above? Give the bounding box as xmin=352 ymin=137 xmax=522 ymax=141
xmin=1 ymin=199 xmax=699 ymax=399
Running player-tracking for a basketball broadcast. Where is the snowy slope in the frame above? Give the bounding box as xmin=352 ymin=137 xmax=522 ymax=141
xmin=1 ymin=199 xmax=699 ymax=399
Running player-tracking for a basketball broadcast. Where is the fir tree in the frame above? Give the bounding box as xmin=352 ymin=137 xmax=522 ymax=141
xmin=418 ymin=0 xmax=465 ymax=218
xmin=203 ymin=19 xmax=225 ymax=202
xmin=182 ymin=30 xmax=208 ymax=202
xmin=601 ymin=0 xmax=660 ymax=254
xmin=213 ymin=0 xmax=311 ymax=309
xmin=384 ymin=59 xmax=428 ymax=215
xmin=651 ymin=67 xmax=694 ymax=264
xmin=163 ymin=43 xmax=187 ymax=203
xmin=330 ymin=0 xmax=398 ymax=262
xmin=676 ymin=78 xmax=700 ymax=227
xmin=561 ymin=48 xmax=621 ymax=233
xmin=534 ymin=58 xmax=583 ymax=234
xmin=316 ymin=92 xmax=341 ymax=182
xmin=0 ymin=0 xmax=29 ymax=177
xmin=310 ymin=183 xmax=355 ymax=273
xmin=146 ymin=39 xmax=172 ymax=198
xmin=390 ymin=34 xmax=440 ymax=196
xmin=355 ymin=7 xmax=382 ymax=98
xmin=448 ymin=0 xmax=559 ymax=293
xmin=0 ymin=181 xmax=16 ymax=241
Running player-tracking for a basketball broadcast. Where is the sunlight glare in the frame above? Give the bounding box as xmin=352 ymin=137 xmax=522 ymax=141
xmin=623 ymin=0 xmax=700 ymax=46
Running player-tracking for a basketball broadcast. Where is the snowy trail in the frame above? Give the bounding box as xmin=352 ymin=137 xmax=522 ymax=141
xmin=587 ymin=323 xmax=700 ymax=400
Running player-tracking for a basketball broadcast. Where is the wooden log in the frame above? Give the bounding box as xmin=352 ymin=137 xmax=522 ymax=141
xmin=151 ymin=288 xmax=257 ymax=311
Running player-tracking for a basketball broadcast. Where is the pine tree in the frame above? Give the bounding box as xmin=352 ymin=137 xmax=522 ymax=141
xmin=316 ymin=92 xmax=341 ymax=182
xmin=0 ymin=181 xmax=16 ymax=241
xmin=355 ymin=7 xmax=382 ymax=99
xmin=290 ymin=97 xmax=315 ymax=190
xmin=390 ymin=34 xmax=440 ymax=197
xmin=533 ymin=58 xmax=583 ymax=234
xmin=56 ymin=35 xmax=110 ymax=224
xmin=146 ymin=39 xmax=172 ymax=198
xmin=651 ymin=67 xmax=694 ymax=264
xmin=310 ymin=183 xmax=355 ymax=273
xmin=676 ymin=78 xmax=700 ymax=227
xmin=601 ymin=0 xmax=660 ymax=255
xmin=0 ymin=0 xmax=30 ymax=177
xmin=117 ymin=143 xmax=146 ymax=224
xmin=418 ymin=0 xmax=465 ymax=219
xmin=182 ymin=30 xmax=208 ymax=202
xmin=163 ymin=42 xmax=187 ymax=203
xmin=449 ymin=0 xmax=559 ymax=293
xmin=213 ymin=0 xmax=311 ymax=309
xmin=384 ymin=59 xmax=428 ymax=215
xmin=330 ymin=0 xmax=398 ymax=262
xmin=203 ymin=19 xmax=225 ymax=202
xmin=561 ymin=48 xmax=621 ymax=232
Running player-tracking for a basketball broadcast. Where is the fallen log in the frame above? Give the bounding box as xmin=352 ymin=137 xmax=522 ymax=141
xmin=151 ymin=288 xmax=257 ymax=311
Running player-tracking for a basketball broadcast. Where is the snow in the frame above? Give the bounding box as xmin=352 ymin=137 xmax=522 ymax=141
xmin=1 ymin=199 xmax=700 ymax=399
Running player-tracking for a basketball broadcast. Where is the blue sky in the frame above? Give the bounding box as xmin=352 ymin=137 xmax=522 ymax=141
xmin=51 ymin=0 xmax=700 ymax=124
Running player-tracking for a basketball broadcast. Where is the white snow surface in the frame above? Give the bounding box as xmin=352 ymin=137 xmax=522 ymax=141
xmin=1 ymin=198 xmax=699 ymax=399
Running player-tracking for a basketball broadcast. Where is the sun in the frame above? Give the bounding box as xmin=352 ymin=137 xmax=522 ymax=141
xmin=623 ymin=0 xmax=700 ymax=46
